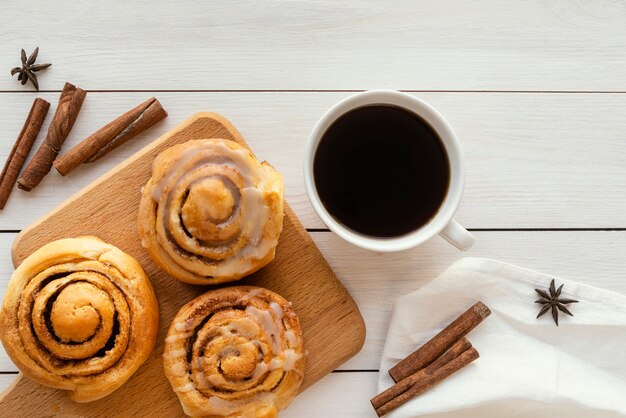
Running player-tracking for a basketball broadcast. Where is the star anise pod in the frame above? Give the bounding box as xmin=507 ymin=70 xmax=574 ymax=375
xmin=535 ymin=279 xmax=579 ymax=326
xmin=10 ymin=47 xmax=52 ymax=91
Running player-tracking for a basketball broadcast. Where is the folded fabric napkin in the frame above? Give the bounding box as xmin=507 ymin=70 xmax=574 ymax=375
xmin=378 ymin=257 xmax=626 ymax=417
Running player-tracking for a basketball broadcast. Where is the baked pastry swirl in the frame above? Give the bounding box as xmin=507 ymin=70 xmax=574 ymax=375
xmin=0 ymin=236 xmax=159 ymax=402
xmin=163 ymin=286 xmax=305 ymax=417
xmin=138 ymin=138 xmax=284 ymax=285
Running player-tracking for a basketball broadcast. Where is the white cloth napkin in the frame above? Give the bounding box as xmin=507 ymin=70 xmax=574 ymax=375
xmin=378 ymin=257 xmax=626 ymax=418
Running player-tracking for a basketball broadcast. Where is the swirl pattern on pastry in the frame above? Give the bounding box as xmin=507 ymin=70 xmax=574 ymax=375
xmin=138 ymin=138 xmax=284 ymax=285
xmin=163 ymin=286 xmax=305 ymax=418
xmin=0 ymin=236 xmax=159 ymax=402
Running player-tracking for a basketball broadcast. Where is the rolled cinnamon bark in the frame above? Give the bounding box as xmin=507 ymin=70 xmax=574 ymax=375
xmin=375 ymin=347 xmax=480 ymax=417
xmin=53 ymin=97 xmax=167 ymax=175
xmin=0 ymin=98 xmax=50 ymax=208
xmin=388 ymin=301 xmax=490 ymax=382
xmin=17 ymin=82 xmax=86 ymax=191
xmin=371 ymin=337 xmax=472 ymax=410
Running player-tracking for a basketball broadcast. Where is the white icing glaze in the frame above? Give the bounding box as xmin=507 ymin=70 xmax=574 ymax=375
xmin=218 ymin=326 xmax=232 ymax=337
xmin=165 ymin=332 xmax=191 ymax=343
xmin=209 ymin=187 xmax=274 ymax=278
xmin=219 ymin=345 xmax=238 ymax=357
xmin=268 ymin=349 xmax=302 ymax=372
xmin=206 ymin=393 xmax=277 ymax=417
xmin=268 ymin=358 xmax=282 ymax=370
xmin=282 ymin=349 xmax=302 ymax=371
xmin=235 ymin=288 xmax=265 ymax=305
xmin=251 ymin=361 xmax=268 ymax=379
xmin=206 ymin=396 xmax=244 ymax=416
xmin=241 ymin=188 xmax=269 ymax=245
xmin=164 ymin=348 xmax=187 ymax=359
xmin=248 ymin=288 xmax=264 ymax=297
xmin=170 ymin=361 xmax=188 ymax=377
xmin=228 ymin=318 xmax=260 ymax=338
xmin=245 ymin=306 xmax=282 ymax=354
xmin=176 ymin=382 xmax=195 ymax=393
xmin=200 ymin=354 xmax=219 ymax=367
xmin=253 ymin=339 xmax=269 ymax=356
xmin=149 ymin=140 xmax=283 ymax=281
xmin=167 ymin=171 xmax=241 ymax=253
xmin=269 ymin=302 xmax=283 ymax=320
xmin=284 ymin=330 xmax=298 ymax=347
xmin=207 ymin=373 xmax=226 ymax=386
xmin=207 ymin=397 xmax=236 ymax=416
xmin=174 ymin=321 xmax=190 ymax=331
xmin=219 ymin=310 xmax=238 ymax=319
xmin=151 ymin=142 xmax=257 ymax=202
xmin=195 ymin=364 xmax=210 ymax=390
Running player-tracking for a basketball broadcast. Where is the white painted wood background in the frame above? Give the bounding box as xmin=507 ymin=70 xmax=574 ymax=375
xmin=1 ymin=1 xmax=625 ymax=417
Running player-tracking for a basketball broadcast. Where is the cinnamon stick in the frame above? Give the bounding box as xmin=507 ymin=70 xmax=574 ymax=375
xmin=0 ymin=98 xmax=50 ymax=208
xmin=375 ymin=347 xmax=480 ymax=417
xmin=53 ymin=97 xmax=167 ymax=175
xmin=371 ymin=337 xmax=472 ymax=410
xmin=388 ymin=301 xmax=490 ymax=382
xmin=17 ymin=82 xmax=86 ymax=191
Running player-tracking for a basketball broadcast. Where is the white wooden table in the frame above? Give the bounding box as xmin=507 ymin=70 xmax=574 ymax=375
xmin=1 ymin=1 xmax=625 ymax=416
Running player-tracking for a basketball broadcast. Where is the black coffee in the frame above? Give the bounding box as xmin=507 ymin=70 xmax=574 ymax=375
xmin=313 ymin=105 xmax=450 ymax=237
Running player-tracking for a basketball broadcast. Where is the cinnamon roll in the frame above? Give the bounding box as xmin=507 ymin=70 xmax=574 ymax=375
xmin=163 ymin=286 xmax=305 ymax=417
xmin=0 ymin=236 xmax=159 ymax=402
xmin=138 ymin=138 xmax=284 ymax=285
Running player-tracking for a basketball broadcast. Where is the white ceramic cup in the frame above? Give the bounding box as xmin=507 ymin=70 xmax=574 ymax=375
xmin=304 ymin=90 xmax=475 ymax=252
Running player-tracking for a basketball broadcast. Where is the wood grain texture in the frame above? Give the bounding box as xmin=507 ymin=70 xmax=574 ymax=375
xmin=3 ymin=229 xmax=626 ymax=374
xmin=281 ymin=372 xmax=379 ymax=418
xmin=1 ymin=1 xmax=625 ymax=91
xmin=0 ymin=1 xmax=625 ymax=415
xmin=321 ymin=229 xmax=626 ymax=370
xmin=0 ymin=372 xmax=380 ymax=418
xmin=3 ymin=229 xmax=626 ymax=414
xmin=0 ymin=114 xmax=365 ymax=417
xmin=0 ymin=92 xmax=625 ymax=229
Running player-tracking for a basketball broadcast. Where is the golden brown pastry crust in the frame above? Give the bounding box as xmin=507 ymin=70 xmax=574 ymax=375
xmin=163 ymin=286 xmax=305 ymax=417
xmin=138 ymin=138 xmax=284 ymax=285
xmin=0 ymin=236 xmax=159 ymax=402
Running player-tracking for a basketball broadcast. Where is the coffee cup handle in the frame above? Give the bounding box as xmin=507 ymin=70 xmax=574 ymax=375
xmin=440 ymin=219 xmax=475 ymax=251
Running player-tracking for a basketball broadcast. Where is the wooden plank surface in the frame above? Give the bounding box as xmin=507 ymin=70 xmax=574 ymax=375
xmin=1 ymin=1 xmax=625 ymax=91
xmin=282 ymin=372 xmax=378 ymax=418
xmin=0 ymin=114 xmax=365 ymax=416
xmin=0 ymin=372 xmax=380 ymax=418
xmin=1 ymin=0 xmax=626 ymax=416
xmin=3 ymin=228 xmax=626 ymax=415
xmin=0 ymin=92 xmax=625 ymax=230
xmin=2 ymin=229 xmax=626 ymax=374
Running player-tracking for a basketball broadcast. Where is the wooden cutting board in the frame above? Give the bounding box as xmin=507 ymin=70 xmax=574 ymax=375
xmin=0 ymin=113 xmax=366 ymax=417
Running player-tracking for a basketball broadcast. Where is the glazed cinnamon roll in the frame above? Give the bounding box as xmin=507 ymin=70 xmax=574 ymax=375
xmin=163 ymin=286 xmax=305 ymax=417
xmin=0 ymin=236 xmax=159 ymax=402
xmin=138 ymin=138 xmax=284 ymax=285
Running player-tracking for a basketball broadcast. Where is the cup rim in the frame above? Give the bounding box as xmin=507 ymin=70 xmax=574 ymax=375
xmin=304 ymin=89 xmax=465 ymax=252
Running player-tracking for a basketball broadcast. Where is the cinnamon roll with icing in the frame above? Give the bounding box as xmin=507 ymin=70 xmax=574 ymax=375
xmin=163 ymin=286 xmax=305 ymax=417
xmin=138 ymin=138 xmax=284 ymax=285
xmin=0 ymin=236 xmax=159 ymax=402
